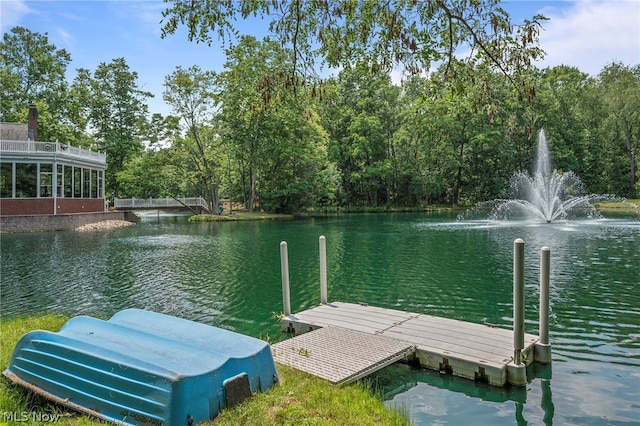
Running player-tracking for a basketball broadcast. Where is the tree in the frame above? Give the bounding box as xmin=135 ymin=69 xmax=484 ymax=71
xmin=597 ymin=62 xmax=640 ymax=197
xmin=215 ymin=36 xmax=337 ymax=213
xmin=534 ymin=66 xmax=593 ymax=175
xmin=163 ymin=65 xmax=222 ymax=210
xmin=144 ymin=113 xmax=181 ymax=149
xmin=161 ymin=0 xmax=545 ymax=101
xmin=75 ymin=58 xmax=153 ymax=198
xmin=321 ymin=63 xmax=400 ymax=206
xmin=117 ymin=149 xmax=182 ymax=198
xmin=0 ymin=27 xmax=77 ymax=142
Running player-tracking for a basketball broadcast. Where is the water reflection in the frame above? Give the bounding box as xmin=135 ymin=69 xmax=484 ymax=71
xmin=378 ymin=362 xmax=555 ymax=425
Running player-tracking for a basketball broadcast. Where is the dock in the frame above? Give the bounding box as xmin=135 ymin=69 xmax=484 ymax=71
xmin=272 ymin=238 xmax=552 ymax=387
xmin=272 ymin=302 xmax=540 ymax=386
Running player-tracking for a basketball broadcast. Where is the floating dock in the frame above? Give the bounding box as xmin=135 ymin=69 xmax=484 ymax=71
xmin=273 ymin=238 xmax=552 ymax=387
xmin=272 ymin=302 xmax=540 ymax=386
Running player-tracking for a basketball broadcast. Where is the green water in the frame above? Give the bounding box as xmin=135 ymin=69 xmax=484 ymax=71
xmin=1 ymin=213 xmax=639 ymax=425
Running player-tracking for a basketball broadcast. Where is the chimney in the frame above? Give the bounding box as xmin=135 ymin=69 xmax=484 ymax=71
xmin=28 ymin=103 xmax=38 ymax=141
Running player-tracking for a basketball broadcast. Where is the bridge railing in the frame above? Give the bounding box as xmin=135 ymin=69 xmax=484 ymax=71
xmin=114 ymin=197 xmax=210 ymax=211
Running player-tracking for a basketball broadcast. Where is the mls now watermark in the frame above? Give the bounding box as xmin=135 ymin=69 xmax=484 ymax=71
xmin=2 ymin=411 xmax=62 ymax=422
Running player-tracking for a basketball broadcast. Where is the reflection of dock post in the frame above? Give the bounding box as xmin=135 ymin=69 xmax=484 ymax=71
xmin=536 ymin=246 xmax=553 ymax=363
xmin=319 ymin=236 xmax=328 ymax=304
xmin=280 ymin=241 xmax=291 ymax=316
xmin=508 ymin=238 xmax=527 ymax=385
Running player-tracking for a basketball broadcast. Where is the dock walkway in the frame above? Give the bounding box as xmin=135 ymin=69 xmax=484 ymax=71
xmin=272 ymin=302 xmax=541 ymax=386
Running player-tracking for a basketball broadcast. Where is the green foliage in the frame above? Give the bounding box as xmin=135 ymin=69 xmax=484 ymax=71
xmin=597 ymin=62 xmax=640 ymax=197
xmin=163 ymin=65 xmax=222 ymax=209
xmin=213 ymin=37 xmax=337 ymax=213
xmin=3 ymin=22 xmax=638 ymax=209
xmin=0 ymin=27 xmax=78 ymax=143
xmin=116 ymin=150 xmax=181 ymax=198
xmin=161 ymin=0 xmax=545 ymax=96
xmin=72 ymin=58 xmax=152 ymax=198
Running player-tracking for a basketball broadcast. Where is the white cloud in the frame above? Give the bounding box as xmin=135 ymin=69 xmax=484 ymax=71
xmin=0 ymin=0 xmax=33 ymax=33
xmin=537 ymin=0 xmax=640 ymax=75
xmin=54 ymin=26 xmax=74 ymax=49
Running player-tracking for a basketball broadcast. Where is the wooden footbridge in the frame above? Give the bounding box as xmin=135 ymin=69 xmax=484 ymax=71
xmin=113 ymin=197 xmax=210 ymax=213
xmin=271 ymin=238 xmax=552 ymax=387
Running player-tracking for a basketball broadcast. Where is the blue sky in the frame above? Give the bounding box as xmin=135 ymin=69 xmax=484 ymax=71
xmin=1 ymin=0 xmax=639 ymax=116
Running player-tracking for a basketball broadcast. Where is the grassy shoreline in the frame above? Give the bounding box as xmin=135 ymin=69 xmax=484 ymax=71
xmin=593 ymin=198 xmax=639 ymax=214
xmin=190 ymin=199 xmax=639 ymax=222
xmin=1 ymin=315 xmax=410 ymax=426
xmin=190 ymin=204 xmax=463 ymax=222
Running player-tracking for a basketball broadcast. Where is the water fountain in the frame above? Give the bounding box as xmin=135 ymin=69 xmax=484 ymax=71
xmin=488 ymin=129 xmax=609 ymax=222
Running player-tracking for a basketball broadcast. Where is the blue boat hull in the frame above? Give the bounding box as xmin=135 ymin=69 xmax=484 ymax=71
xmin=3 ymin=309 xmax=279 ymax=425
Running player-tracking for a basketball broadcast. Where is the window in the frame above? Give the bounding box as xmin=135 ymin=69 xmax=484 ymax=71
xmin=15 ymin=163 xmax=37 ymax=197
xmin=83 ymin=168 xmax=90 ymax=198
xmin=0 ymin=163 xmax=12 ymax=198
xmin=97 ymin=170 xmax=104 ymax=198
xmin=73 ymin=167 xmax=81 ymax=198
xmin=64 ymin=165 xmax=73 ymax=197
xmin=40 ymin=163 xmax=53 ymax=197
xmin=57 ymin=164 xmax=63 ymax=197
xmin=91 ymin=169 xmax=98 ymax=198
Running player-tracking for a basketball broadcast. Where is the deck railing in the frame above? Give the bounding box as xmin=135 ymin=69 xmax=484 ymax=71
xmin=114 ymin=197 xmax=210 ymax=211
xmin=0 ymin=140 xmax=106 ymax=163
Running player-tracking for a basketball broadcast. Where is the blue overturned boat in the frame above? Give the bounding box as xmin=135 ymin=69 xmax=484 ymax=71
xmin=3 ymin=309 xmax=279 ymax=425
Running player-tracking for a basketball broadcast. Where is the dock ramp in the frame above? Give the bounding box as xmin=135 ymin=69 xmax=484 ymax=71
xmin=272 ymin=326 xmax=415 ymax=385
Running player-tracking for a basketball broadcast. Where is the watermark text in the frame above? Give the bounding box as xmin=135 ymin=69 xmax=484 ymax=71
xmin=1 ymin=411 xmax=61 ymax=423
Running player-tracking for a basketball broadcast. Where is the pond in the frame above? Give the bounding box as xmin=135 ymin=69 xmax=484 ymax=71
xmin=1 ymin=213 xmax=639 ymax=425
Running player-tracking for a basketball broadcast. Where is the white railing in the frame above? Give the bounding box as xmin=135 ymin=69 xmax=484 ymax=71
xmin=114 ymin=197 xmax=210 ymax=211
xmin=0 ymin=140 xmax=106 ymax=163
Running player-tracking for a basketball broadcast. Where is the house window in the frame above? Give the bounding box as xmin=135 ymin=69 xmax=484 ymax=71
xmin=91 ymin=169 xmax=98 ymax=198
xmin=40 ymin=163 xmax=53 ymax=197
xmin=83 ymin=168 xmax=90 ymax=198
xmin=64 ymin=165 xmax=72 ymax=197
xmin=0 ymin=163 xmax=12 ymax=198
xmin=15 ymin=163 xmax=37 ymax=197
xmin=97 ymin=170 xmax=104 ymax=198
xmin=57 ymin=164 xmax=63 ymax=197
xmin=73 ymin=167 xmax=81 ymax=198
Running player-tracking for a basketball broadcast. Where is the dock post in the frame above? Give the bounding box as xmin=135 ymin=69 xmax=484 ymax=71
xmin=513 ymin=239 xmax=525 ymax=364
xmin=508 ymin=238 xmax=527 ymax=385
xmin=319 ymin=236 xmax=328 ymax=304
xmin=536 ymin=246 xmax=552 ymax=363
xmin=280 ymin=241 xmax=291 ymax=316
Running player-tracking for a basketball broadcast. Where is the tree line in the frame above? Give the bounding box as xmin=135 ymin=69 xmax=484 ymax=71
xmin=2 ymin=24 xmax=638 ymax=213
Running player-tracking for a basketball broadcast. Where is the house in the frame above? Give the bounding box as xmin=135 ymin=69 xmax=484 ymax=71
xmin=0 ymin=105 xmax=107 ymax=216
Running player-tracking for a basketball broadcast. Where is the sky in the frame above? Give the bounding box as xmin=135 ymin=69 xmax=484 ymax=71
xmin=1 ymin=0 xmax=639 ymax=117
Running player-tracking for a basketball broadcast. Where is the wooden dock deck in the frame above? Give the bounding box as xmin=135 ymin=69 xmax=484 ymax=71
xmin=272 ymin=302 xmax=542 ymax=387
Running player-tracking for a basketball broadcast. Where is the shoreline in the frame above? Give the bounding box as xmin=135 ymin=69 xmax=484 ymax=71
xmin=75 ymin=220 xmax=135 ymax=231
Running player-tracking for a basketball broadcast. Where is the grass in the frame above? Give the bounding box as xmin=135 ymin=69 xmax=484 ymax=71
xmin=594 ymin=198 xmax=639 ymax=214
xmin=209 ymin=367 xmax=409 ymax=426
xmin=0 ymin=316 xmax=410 ymax=426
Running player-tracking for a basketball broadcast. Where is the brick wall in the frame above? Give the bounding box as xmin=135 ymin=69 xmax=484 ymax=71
xmin=0 ymin=198 xmax=105 ymax=216
xmin=56 ymin=199 xmax=105 ymax=214
xmin=0 ymin=211 xmax=138 ymax=234
xmin=0 ymin=199 xmax=54 ymax=215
